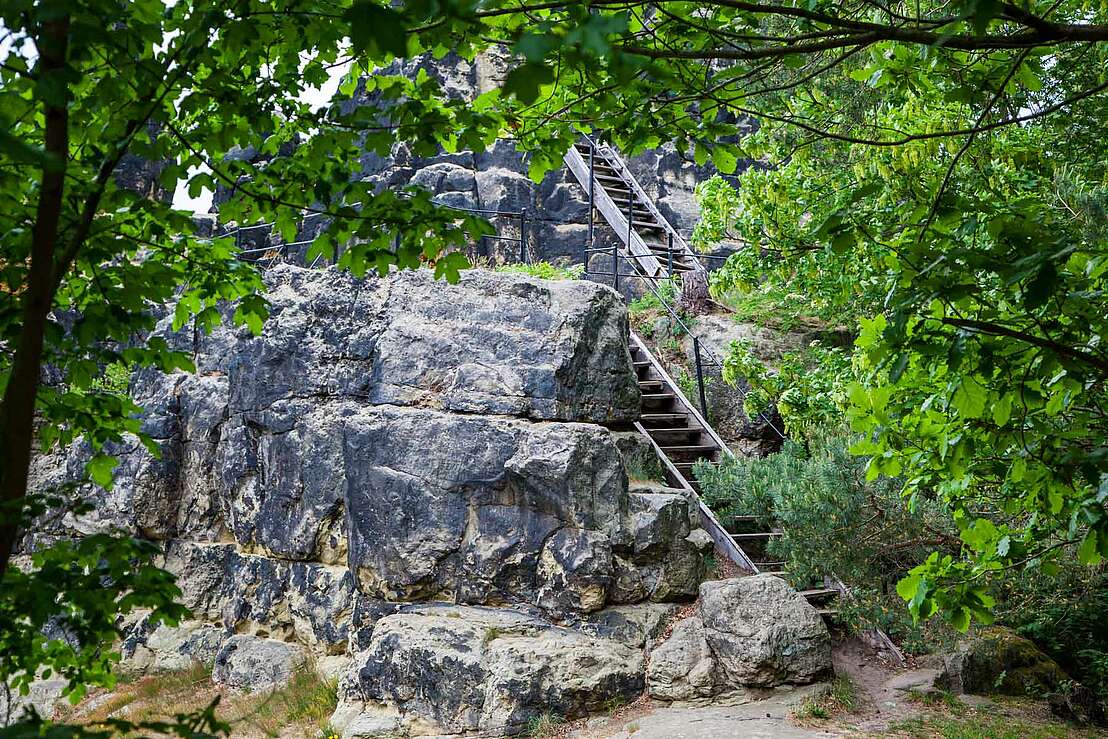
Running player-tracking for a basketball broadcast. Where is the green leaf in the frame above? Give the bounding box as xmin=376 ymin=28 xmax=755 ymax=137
xmin=952 ymin=375 xmax=987 ymax=419
xmin=1078 ymin=529 xmax=1103 ymax=565
xmin=87 ymin=455 xmax=119 ymax=490
xmin=345 ymin=1 xmax=408 ymax=58
xmin=503 ymin=62 xmax=554 ymax=104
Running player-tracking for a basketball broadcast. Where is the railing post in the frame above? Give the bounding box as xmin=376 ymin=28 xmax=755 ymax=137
xmin=667 ymin=232 xmax=674 ymax=277
xmin=587 ymin=142 xmax=595 ymax=276
xmin=519 ymin=209 xmax=527 ymax=263
xmin=693 ymin=337 xmax=709 ymax=421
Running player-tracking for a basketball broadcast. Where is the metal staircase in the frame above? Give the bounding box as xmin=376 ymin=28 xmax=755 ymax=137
xmin=563 ymin=137 xmax=703 ymax=282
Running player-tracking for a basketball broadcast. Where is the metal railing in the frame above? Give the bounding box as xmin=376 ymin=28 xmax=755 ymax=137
xmin=214 ymin=151 xmax=784 ymax=442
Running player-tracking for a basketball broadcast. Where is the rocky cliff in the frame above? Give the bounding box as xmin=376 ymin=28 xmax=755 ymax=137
xmin=22 ymin=267 xmax=829 ymax=735
xmin=219 ymin=52 xmax=744 ymax=291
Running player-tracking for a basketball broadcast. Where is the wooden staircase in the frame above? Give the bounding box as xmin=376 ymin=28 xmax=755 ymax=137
xmin=563 ymin=137 xmax=703 ymax=281
xmin=562 ymin=135 xmax=845 ymax=619
xmin=630 ymin=334 xmax=841 ymax=616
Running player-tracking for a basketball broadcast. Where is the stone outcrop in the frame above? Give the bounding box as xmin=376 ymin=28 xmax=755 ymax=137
xmin=25 ymin=267 xmax=729 ymax=734
xmin=336 ymin=604 xmax=644 ymax=736
xmin=646 ymin=575 xmax=832 ymax=701
xmin=220 ymin=51 xmax=748 ymax=300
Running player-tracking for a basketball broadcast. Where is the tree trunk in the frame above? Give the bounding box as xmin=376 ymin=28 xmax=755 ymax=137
xmin=0 ymin=15 xmax=70 ymax=577
xmin=678 ymin=269 xmax=711 ymax=315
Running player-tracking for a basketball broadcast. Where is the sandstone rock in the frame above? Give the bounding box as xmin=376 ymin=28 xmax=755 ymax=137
xmin=163 ymin=542 xmax=357 ymax=653
xmin=698 ymin=575 xmax=831 ymax=688
xmin=647 ymin=617 xmax=717 ymax=701
xmin=344 ymin=605 xmax=644 ymax=735
xmin=937 ymin=626 xmax=1074 ymax=697
xmin=536 ymin=529 xmax=613 ymax=614
xmin=212 ymin=635 xmax=307 ymax=690
xmin=131 ymin=621 xmax=225 ymax=673
xmin=0 ymin=678 xmax=66 ymax=725
xmin=581 ymin=603 xmax=680 ymax=649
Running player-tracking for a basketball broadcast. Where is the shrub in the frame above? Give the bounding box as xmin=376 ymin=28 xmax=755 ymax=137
xmin=694 ymin=431 xmax=958 ymax=648
xmin=494 ymin=261 xmax=583 ymax=281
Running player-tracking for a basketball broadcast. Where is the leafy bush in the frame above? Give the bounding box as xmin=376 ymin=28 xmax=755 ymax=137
xmin=694 ymin=432 xmax=958 ymax=648
xmin=721 ymin=340 xmax=851 ymax=441
xmin=1008 ymin=573 xmax=1108 ymax=707
xmin=494 ymin=261 xmax=583 ymax=281
xmin=628 ymin=278 xmax=678 ymax=315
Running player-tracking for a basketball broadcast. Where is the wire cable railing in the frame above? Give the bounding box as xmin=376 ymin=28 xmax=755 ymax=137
xmin=212 ymin=157 xmax=786 ymax=442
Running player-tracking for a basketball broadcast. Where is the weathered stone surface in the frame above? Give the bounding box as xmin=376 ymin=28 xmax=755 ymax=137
xmin=937 ymin=626 xmax=1073 ymax=697
xmin=581 ymin=603 xmax=679 ymax=649
xmin=212 ymin=635 xmax=307 ymax=689
xmin=169 ymin=266 xmax=640 ymax=424
xmin=342 ymin=604 xmax=644 ymax=735
xmin=647 ymin=617 xmax=717 ymax=701
xmin=162 ymin=542 xmax=357 ymax=654
xmin=125 ymin=621 xmax=226 ymax=674
xmin=699 ymin=575 xmax=832 ymax=688
xmin=340 ymin=404 xmax=630 ymax=611
xmin=536 ymin=528 xmax=613 ymax=614
xmin=0 ymin=678 xmax=66 ymax=725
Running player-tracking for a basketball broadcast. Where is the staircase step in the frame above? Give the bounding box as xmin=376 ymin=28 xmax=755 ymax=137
xmin=638 ymin=379 xmax=665 ymax=392
xmin=640 ymin=413 xmax=689 ymax=426
xmin=658 ymin=444 xmax=718 ymax=453
xmin=731 ymin=531 xmax=783 ymax=540
xmin=641 ymin=392 xmax=676 ymax=406
xmin=799 ymin=588 xmax=839 ymax=600
xmin=647 ymin=427 xmax=703 ymax=441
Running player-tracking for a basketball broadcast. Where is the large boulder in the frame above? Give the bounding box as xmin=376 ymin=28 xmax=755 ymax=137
xmin=937 ymin=626 xmax=1075 ymax=697
xmin=699 ymin=575 xmax=831 ymax=688
xmin=178 ymin=266 xmax=640 ymax=424
xmin=338 ymin=604 xmax=644 ymax=735
xmin=646 ymin=575 xmax=832 ymax=700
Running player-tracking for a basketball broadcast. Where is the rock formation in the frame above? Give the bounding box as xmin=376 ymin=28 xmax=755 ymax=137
xmin=20 ymin=267 xmax=831 ymax=734
xmin=647 ymin=575 xmax=833 ymax=701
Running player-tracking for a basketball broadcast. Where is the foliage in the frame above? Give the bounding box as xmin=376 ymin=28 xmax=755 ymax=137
xmin=677 ymin=9 xmax=1108 ymax=627
xmin=691 ymin=176 xmax=743 ymax=251
xmin=722 ymin=340 xmax=851 ymax=440
xmin=694 ymin=432 xmax=958 ymax=647
xmin=494 ymin=261 xmax=583 ymax=281
xmin=1008 ymin=574 xmax=1108 ymax=707
xmin=627 ymin=277 xmax=679 ymax=315
xmin=0 ymin=493 xmax=186 ymax=709
xmin=0 ymin=0 xmax=505 ymax=580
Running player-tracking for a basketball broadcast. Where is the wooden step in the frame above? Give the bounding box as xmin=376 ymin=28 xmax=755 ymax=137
xmin=641 ymin=392 xmax=676 ymax=407
xmin=646 ymin=426 xmax=703 ymax=442
xmin=732 ymin=515 xmax=759 ymax=523
xmin=731 ymin=531 xmax=783 ymax=540
xmin=633 ymin=360 xmax=651 ymax=369
xmin=640 ymin=413 xmax=689 ymax=427
xmin=655 ymin=445 xmax=717 ymax=463
xmin=638 ymin=379 xmax=665 ymax=392
xmin=799 ymin=588 xmax=839 ymax=600
xmin=659 ymin=443 xmax=719 ymax=457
